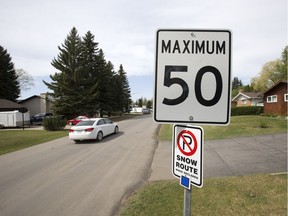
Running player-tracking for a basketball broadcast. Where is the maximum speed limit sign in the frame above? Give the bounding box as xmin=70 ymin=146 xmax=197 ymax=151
xmin=154 ymin=29 xmax=232 ymax=125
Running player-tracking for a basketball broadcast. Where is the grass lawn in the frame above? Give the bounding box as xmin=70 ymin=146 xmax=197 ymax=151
xmin=119 ymin=174 xmax=287 ymax=216
xmin=159 ymin=115 xmax=287 ymax=141
xmin=0 ymin=130 xmax=68 ymax=155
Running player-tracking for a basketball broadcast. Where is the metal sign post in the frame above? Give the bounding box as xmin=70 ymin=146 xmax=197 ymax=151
xmin=184 ymin=188 xmax=191 ymax=216
xmin=174 ymin=125 xmax=203 ymax=215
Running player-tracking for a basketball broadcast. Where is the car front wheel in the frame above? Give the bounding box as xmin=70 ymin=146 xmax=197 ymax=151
xmin=114 ymin=126 xmax=119 ymax=134
xmin=96 ymin=131 xmax=103 ymax=141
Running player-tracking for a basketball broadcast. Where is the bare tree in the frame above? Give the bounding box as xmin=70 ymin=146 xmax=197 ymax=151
xmin=16 ymin=68 xmax=34 ymax=91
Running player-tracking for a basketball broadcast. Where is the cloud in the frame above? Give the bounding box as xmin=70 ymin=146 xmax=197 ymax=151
xmin=0 ymin=0 xmax=286 ymax=84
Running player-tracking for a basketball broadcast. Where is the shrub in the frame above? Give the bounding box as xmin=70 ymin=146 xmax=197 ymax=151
xmin=258 ymin=117 xmax=269 ymax=128
xmin=43 ymin=116 xmax=66 ymax=131
xmin=231 ymin=106 xmax=263 ymax=116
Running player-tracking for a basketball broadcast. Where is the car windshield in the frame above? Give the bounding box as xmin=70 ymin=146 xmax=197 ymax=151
xmin=76 ymin=120 xmax=95 ymax=126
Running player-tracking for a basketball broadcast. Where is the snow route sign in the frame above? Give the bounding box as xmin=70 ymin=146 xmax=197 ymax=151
xmin=173 ymin=124 xmax=204 ymax=188
xmin=154 ymin=29 xmax=232 ymax=125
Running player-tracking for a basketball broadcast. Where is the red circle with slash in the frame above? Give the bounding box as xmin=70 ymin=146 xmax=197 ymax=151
xmin=177 ymin=130 xmax=198 ymax=156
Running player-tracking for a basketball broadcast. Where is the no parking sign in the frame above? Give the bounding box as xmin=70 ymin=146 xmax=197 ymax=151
xmin=173 ymin=125 xmax=204 ymax=188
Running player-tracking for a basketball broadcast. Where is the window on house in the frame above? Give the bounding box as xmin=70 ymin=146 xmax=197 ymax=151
xmin=284 ymin=94 xmax=288 ymax=102
xmin=241 ymin=99 xmax=246 ymax=104
xmin=267 ymin=95 xmax=277 ymax=103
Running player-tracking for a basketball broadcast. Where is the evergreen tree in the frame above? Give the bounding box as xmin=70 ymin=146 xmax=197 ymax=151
xmin=0 ymin=46 xmax=20 ymax=101
xmin=138 ymin=98 xmax=143 ymax=107
xmin=96 ymin=49 xmax=113 ymax=117
xmin=232 ymin=77 xmax=243 ymax=90
xmin=44 ymin=27 xmax=132 ymax=117
xmin=117 ymin=64 xmax=131 ymax=113
xmin=44 ymin=27 xmax=94 ymax=118
xmin=110 ymin=64 xmax=123 ymax=113
xmin=105 ymin=61 xmax=117 ymax=116
xmin=146 ymin=100 xmax=152 ymax=109
xmin=81 ymin=31 xmax=100 ymax=116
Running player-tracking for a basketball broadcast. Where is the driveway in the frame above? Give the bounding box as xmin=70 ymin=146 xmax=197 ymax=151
xmin=149 ymin=133 xmax=287 ymax=181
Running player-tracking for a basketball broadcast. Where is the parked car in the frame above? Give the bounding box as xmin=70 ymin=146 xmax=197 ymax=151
xmin=67 ymin=116 xmax=89 ymax=125
xmin=69 ymin=118 xmax=119 ymax=143
xmin=30 ymin=112 xmax=53 ymax=125
xmin=142 ymin=108 xmax=151 ymax=114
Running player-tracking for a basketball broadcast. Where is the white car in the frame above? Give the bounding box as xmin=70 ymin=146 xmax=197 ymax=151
xmin=69 ymin=118 xmax=119 ymax=143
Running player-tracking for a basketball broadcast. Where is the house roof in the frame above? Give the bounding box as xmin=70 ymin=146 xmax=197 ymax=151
xmin=0 ymin=99 xmax=28 ymax=112
xmin=18 ymin=95 xmax=40 ymax=103
xmin=263 ymin=80 xmax=288 ymax=95
xmin=232 ymin=91 xmax=263 ymax=101
xmin=18 ymin=94 xmax=55 ymax=104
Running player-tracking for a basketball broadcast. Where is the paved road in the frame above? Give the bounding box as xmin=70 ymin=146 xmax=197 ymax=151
xmin=149 ymin=133 xmax=287 ymax=181
xmin=0 ymin=115 xmax=159 ymax=216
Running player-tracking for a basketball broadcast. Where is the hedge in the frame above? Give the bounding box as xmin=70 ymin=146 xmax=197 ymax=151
xmin=231 ymin=106 xmax=263 ymax=116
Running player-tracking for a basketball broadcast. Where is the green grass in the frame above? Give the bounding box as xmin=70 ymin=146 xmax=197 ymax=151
xmin=0 ymin=130 xmax=68 ymax=155
xmin=119 ymin=174 xmax=287 ymax=216
xmin=159 ymin=115 xmax=287 ymax=141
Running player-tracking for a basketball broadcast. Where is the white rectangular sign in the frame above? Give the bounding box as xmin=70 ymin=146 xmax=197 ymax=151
xmin=154 ymin=29 xmax=232 ymax=125
xmin=173 ymin=124 xmax=204 ymax=188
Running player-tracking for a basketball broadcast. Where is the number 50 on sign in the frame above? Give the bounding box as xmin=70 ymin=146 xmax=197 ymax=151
xmin=154 ymin=29 xmax=232 ymax=125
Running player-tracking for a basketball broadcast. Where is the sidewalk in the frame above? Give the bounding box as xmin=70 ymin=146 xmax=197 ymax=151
xmin=149 ymin=133 xmax=287 ymax=181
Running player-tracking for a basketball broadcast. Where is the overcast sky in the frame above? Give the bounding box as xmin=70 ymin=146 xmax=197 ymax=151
xmin=1 ymin=0 xmax=287 ymax=100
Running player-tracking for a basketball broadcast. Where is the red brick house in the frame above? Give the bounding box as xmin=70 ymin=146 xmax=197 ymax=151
xmin=263 ymin=81 xmax=287 ymax=116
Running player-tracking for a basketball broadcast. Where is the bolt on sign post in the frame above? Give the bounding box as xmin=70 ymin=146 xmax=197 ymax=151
xmin=154 ymin=29 xmax=232 ymax=125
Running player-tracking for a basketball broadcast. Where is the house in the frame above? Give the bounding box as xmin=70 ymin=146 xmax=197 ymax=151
xmin=0 ymin=99 xmax=28 ymax=112
xmin=232 ymin=91 xmax=263 ymax=107
xmin=0 ymin=99 xmax=30 ymax=127
xmin=263 ymin=81 xmax=287 ymax=116
xmin=18 ymin=93 xmax=54 ymax=117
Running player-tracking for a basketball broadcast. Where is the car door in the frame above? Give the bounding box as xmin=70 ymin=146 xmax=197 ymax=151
xmin=104 ymin=118 xmax=115 ymax=135
xmin=97 ymin=119 xmax=109 ymax=136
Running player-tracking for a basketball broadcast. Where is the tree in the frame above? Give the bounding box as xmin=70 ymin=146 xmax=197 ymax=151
xmin=276 ymin=46 xmax=287 ymax=81
xmin=232 ymin=77 xmax=243 ymax=90
xmin=44 ymin=27 xmax=97 ymax=118
xmin=146 ymin=99 xmax=152 ymax=109
xmin=116 ymin=64 xmax=131 ymax=113
xmin=95 ymin=49 xmax=113 ymax=117
xmin=16 ymin=68 xmax=34 ymax=91
xmin=251 ymin=60 xmax=282 ymax=92
xmin=231 ymin=77 xmax=243 ymax=98
xmin=44 ymin=27 xmax=132 ymax=117
xmin=138 ymin=98 xmax=143 ymax=107
xmin=81 ymin=31 xmax=101 ymax=116
xmin=105 ymin=61 xmax=118 ymax=115
xmin=0 ymin=45 xmax=20 ymax=101
xmin=251 ymin=46 xmax=288 ymax=92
